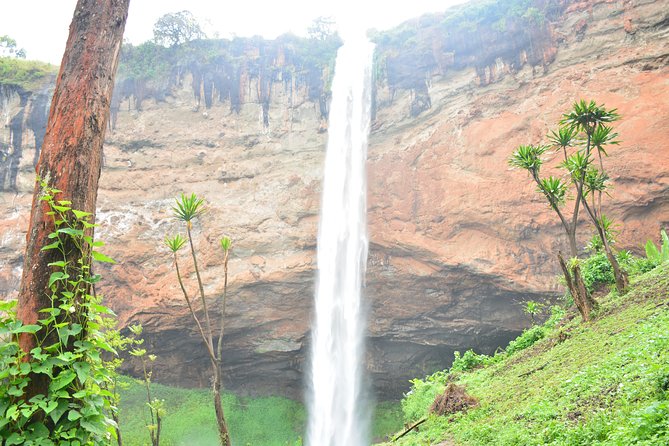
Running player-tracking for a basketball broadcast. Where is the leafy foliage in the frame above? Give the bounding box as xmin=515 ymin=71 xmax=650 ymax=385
xmin=172 ymin=193 xmax=205 ymax=224
xmin=386 ymin=263 xmax=669 ymax=446
xmin=580 ymin=249 xmax=662 ymax=293
xmin=0 ymin=183 xmax=118 ymax=445
xmin=645 ymin=229 xmax=669 ymax=265
xmin=585 ymin=215 xmax=617 ymax=253
xmin=115 ymin=30 xmax=341 ymax=117
xmin=450 ymin=350 xmax=496 ymax=374
xmin=0 ymin=57 xmax=56 ymax=90
xmin=153 ymin=11 xmax=206 ymax=48
xmin=560 ymin=99 xmax=620 ymax=133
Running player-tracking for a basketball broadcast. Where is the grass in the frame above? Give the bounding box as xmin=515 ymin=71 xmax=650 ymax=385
xmin=117 ymin=378 xmax=304 ymax=446
xmin=382 ymin=262 xmax=669 ymax=445
xmin=117 ymin=378 xmax=404 ymax=446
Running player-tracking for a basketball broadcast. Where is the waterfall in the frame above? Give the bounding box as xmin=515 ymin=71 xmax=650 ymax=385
xmin=306 ymin=33 xmax=374 ymax=446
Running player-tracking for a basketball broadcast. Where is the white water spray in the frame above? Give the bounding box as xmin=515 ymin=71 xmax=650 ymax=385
xmin=306 ymin=33 xmax=374 ymax=446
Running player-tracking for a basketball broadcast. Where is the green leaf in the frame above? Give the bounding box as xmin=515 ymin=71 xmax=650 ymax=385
xmin=72 ymin=209 xmax=91 ymax=219
xmin=7 ymin=385 xmax=24 ymax=397
xmin=165 ymin=234 xmax=187 ymax=252
xmin=14 ymin=324 xmax=41 ymax=334
xmin=52 ymin=204 xmax=71 ymax=212
xmin=173 ymin=192 xmax=206 ymax=222
xmin=41 ymin=241 xmax=61 ymax=251
xmin=48 ymin=271 xmax=69 ymax=287
xmin=26 ymin=421 xmax=50 ymax=439
xmin=50 ymin=370 xmax=76 ymax=392
xmin=89 ymin=303 xmax=115 ymax=315
xmin=0 ymin=299 xmax=17 ymax=311
xmin=49 ymin=401 xmax=69 ymax=424
xmin=43 ymin=400 xmax=59 ymax=415
xmin=81 ymin=418 xmax=107 ymax=436
xmin=57 ymin=227 xmax=84 ymax=237
xmin=92 ymin=250 xmax=116 ymax=264
xmin=67 ymin=409 xmax=82 ymax=421
xmin=645 ymin=239 xmax=660 ymax=262
xmin=6 ymin=404 xmax=19 ymax=420
xmin=220 ymin=236 xmax=232 ymax=251
xmin=73 ymin=361 xmax=91 ymax=383
xmin=5 ymin=432 xmax=23 ymax=446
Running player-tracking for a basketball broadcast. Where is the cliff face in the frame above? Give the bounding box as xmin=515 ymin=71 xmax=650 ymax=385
xmin=1 ymin=0 xmax=667 ymax=399
xmin=0 ymin=84 xmax=51 ymax=191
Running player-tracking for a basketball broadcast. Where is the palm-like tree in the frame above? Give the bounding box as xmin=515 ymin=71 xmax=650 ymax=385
xmin=509 ymin=100 xmax=628 ymax=321
xmin=166 ymin=194 xmax=232 ymax=446
xmin=561 ymin=101 xmax=628 ymax=294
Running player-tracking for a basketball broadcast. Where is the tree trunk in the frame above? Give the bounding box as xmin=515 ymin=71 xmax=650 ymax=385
xmin=213 ymin=361 xmax=231 ymax=446
xmin=558 ymin=252 xmax=596 ymax=321
xmin=604 ymin=245 xmax=629 ymax=294
xmin=582 ymin=196 xmax=629 ymax=295
xmin=16 ymin=0 xmax=129 ymax=398
xmin=596 ymin=223 xmax=629 ymax=295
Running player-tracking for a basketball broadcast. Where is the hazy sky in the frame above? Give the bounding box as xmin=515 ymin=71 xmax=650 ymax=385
xmin=1 ymin=0 xmax=467 ymax=64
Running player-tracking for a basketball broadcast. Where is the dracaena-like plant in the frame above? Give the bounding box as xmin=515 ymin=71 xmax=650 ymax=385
xmin=509 ymin=99 xmax=628 ymax=321
xmin=164 ymin=193 xmax=233 ymax=446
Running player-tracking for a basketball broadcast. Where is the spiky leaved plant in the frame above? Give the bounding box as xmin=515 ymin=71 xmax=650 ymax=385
xmin=510 ymin=100 xmax=627 ymax=321
xmin=165 ymin=193 xmax=232 ymax=446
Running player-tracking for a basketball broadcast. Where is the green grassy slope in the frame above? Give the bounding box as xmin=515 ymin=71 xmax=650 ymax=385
xmin=385 ymin=263 xmax=669 ymax=446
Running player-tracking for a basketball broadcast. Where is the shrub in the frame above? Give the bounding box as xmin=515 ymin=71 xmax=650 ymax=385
xmin=401 ymin=371 xmax=447 ymax=422
xmin=580 ymin=251 xmax=614 ymax=291
xmin=506 ymin=325 xmax=546 ymax=355
xmin=450 ymin=350 xmax=494 ymax=373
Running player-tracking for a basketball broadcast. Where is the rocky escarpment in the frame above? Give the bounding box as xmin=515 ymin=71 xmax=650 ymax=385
xmin=1 ymin=0 xmax=668 ymax=399
xmin=0 ymin=84 xmax=51 ymax=191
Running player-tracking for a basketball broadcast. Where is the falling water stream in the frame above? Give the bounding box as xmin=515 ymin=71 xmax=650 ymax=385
xmin=306 ymin=33 xmax=374 ymax=446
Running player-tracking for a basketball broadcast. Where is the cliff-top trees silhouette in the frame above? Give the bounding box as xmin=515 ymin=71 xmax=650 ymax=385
xmin=510 ymin=100 xmax=628 ymax=321
xmin=153 ymin=11 xmax=206 ymax=48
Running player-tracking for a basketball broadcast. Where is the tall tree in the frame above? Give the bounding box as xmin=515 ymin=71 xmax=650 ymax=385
xmin=16 ymin=0 xmax=130 ymax=397
xmin=153 ymin=10 xmax=205 ymax=47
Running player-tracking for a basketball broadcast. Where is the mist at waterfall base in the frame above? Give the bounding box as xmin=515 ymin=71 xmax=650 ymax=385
xmin=305 ymin=35 xmax=375 ymax=446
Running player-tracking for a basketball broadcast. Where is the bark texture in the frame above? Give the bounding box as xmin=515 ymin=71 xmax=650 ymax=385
xmin=558 ymin=252 xmax=597 ymax=322
xmin=16 ymin=0 xmax=130 ymax=390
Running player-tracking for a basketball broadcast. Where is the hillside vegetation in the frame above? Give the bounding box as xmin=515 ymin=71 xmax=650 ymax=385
xmin=383 ymin=262 xmax=669 ymax=445
xmin=0 ymin=57 xmax=56 ymax=91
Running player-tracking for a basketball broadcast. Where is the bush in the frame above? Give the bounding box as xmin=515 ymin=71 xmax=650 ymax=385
xmin=450 ymin=350 xmax=494 ymax=373
xmin=506 ymin=325 xmax=546 ymax=355
xmin=580 ymin=252 xmax=613 ymax=291
xmin=580 ymin=250 xmax=660 ymax=293
xmin=401 ymin=371 xmax=447 ymax=422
